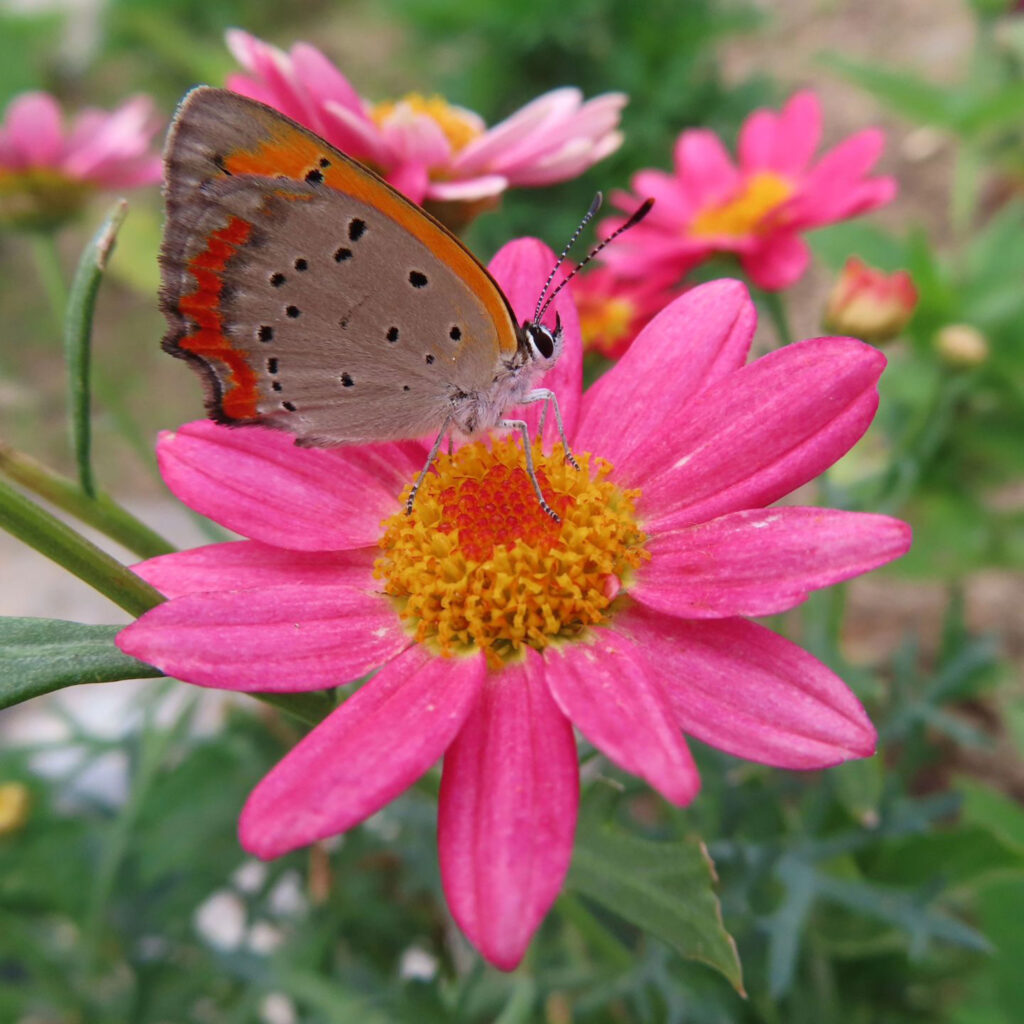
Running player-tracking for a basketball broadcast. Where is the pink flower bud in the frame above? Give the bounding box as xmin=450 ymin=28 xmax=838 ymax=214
xmin=824 ymin=257 xmax=918 ymax=344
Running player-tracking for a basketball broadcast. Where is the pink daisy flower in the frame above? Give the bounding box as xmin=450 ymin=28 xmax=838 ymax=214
xmin=117 ymin=240 xmax=910 ymax=970
xmin=600 ymin=91 xmax=897 ymax=291
xmin=572 ymin=265 xmax=682 ymax=359
xmin=225 ymin=29 xmax=625 ymax=212
xmin=0 ymin=91 xmax=163 ymax=230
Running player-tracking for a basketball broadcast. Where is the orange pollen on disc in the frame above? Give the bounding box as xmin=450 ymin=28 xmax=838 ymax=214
xmin=374 ymin=438 xmax=650 ymax=667
xmin=690 ymin=170 xmax=794 ymax=239
xmin=371 ymin=93 xmax=483 ymax=153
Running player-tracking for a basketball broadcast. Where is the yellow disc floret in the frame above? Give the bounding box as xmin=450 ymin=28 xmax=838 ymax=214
xmin=691 ymin=170 xmax=794 ymax=239
xmin=375 ymin=438 xmax=649 ymax=668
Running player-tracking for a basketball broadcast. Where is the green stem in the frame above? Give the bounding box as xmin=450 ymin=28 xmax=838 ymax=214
xmin=0 ymin=475 xmax=164 ymax=616
xmin=760 ymin=288 xmax=795 ymax=347
xmin=64 ymin=201 xmax=127 ymax=497
xmin=0 ymin=440 xmax=175 ymax=559
xmin=29 ymin=231 xmax=69 ymax=332
xmin=880 ymin=372 xmax=970 ymax=514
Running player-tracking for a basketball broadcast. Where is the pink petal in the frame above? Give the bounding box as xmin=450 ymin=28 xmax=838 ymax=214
xmin=385 ymin=161 xmax=430 ymax=204
xmin=116 ymin=582 xmax=409 ymax=692
xmin=595 ymin=224 xmax=709 ymax=282
xmin=157 ymin=421 xmax=424 ymax=550
xmin=628 ymin=338 xmax=886 ymax=529
xmin=133 ymin=540 xmax=376 ymax=599
xmin=488 ymin=239 xmax=583 ymax=446
xmin=544 ymin=631 xmax=700 ymax=806
xmin=321 ymin=100 xmax=390 ymax=164
xmin=741 ymin=232 xmax=811 ymax=290
xmin=632 ymin=507 xmax=911 ymax=618
xmin=775 ymin=91 xmax=823 ymax=174
xmin=576 ymin=280 xmax=755 ymax=467
xmin=628 ymin=169 xmax=696 ymax=223
xmin=502 ymin=130 xmax=624 ymax=187
xmin=620 ymin=607 xmax=877 ymax=768
xmin=672 ymin=129 xmax=740 ymax=207
xmin=804 ymin=129 xmax=885 ymax=196
xmin=225 ymin=30 xmax=320 ymax=131
xmin=3 ymin=92 xmax=64 ymax=167
xmin=738 ymin=92 xmax=822 ymax=176
xmin=240 ymin=645 xmax=485 ymax=856
xmin=439 ymin=650 xmax=578 ymax=971
xmin=290 ymin=42 xmax=365 ymax=115
xmin=452 ymin=87 xmax=583 ymax=174
xmin=425 ymin=173 xmax=509 ymax=202
xmin=379 ymin=107 xmax=452 ymax=167
xmin=61 ymin=97 xmax=162 ymax=187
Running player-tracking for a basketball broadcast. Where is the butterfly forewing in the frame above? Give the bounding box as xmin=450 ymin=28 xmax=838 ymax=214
xmin=160 ymin=87 xmax=521 ymax=446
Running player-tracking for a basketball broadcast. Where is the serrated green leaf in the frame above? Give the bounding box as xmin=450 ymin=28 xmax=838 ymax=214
xmin=568 ymin=826 xmax=744 ymax=993
xmin=0 ymin=617 xmax=162 ymax=709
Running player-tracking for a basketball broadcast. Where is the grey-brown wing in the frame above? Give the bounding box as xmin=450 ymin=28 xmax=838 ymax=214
xmin=160 ymin=88 xmax=518 ymax=447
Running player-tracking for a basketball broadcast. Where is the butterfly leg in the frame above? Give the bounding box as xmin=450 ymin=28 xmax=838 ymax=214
xmin=500 ymin=419 xmax=561 ymax=522
xmin=521 ymin=389 xmax=580 ymax=470
xmin=406 ymin=423 xmax=450 ymax=516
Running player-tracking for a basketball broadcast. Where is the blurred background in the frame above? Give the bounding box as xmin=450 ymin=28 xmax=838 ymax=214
xmin=1 ymin=1 xmax=1023 ymax=1022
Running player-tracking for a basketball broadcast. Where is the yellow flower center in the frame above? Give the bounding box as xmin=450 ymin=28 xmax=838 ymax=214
xmin=690 ymin=171 xmax=794 ymax=239
xmin=578 ymin=295 xmax=636 ymax=355
xmin=0 ymin=168 xmax=93 ymax=231
xmin=375 ymin=438 xmax=649 ymax=668
xmin=371 ymin=93 xmax=483 ymax=153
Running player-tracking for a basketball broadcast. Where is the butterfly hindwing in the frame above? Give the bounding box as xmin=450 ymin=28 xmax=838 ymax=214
xmin=160 ymin=87 xmax=521 ymax=444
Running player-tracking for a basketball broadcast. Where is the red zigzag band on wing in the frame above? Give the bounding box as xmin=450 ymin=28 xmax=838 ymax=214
xmin=178 ymin=215 xmax=259 ymax=420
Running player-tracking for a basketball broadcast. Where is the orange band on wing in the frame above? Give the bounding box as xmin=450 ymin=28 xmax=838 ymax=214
xmin=178 ymin=215 xmax=260 ymax=420
xmin=222 ymin=119 xmax=519 ymax=354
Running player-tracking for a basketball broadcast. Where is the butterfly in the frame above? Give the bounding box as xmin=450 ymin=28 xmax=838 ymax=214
xmin=159 ymin=87 xmax=649 ymax=519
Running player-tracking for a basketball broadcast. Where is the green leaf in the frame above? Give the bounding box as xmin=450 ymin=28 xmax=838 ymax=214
xmin=0 ymin=617 xmax=162 ymax=709
xmin=568 ymin=825 xmax=744 ymax=993
xmin=64 ymin=201 xmax=128 ymax=498
xmin=833 ymin=754 xmax=884 ymax=827
xmin=959 ymin=777 xmax=1024 ymax=853
xmin=825 ymin=54 xmax=965 ymax=129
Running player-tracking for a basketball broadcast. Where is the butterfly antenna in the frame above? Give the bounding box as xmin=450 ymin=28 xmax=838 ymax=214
xmin=533 ymin=191 xmax=605 ymax=324
xmin=537 ymin=197 xmax=655 ymax=324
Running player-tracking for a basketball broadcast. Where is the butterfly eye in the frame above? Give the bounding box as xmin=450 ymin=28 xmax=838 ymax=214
xmin=527 ymin=324 xmax=556 ymax=361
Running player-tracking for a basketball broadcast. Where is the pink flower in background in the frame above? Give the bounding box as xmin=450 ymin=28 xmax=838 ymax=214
xmin=601 ymin=91 xmax=896 ymax=291
xmin=572 ymin=266 xmax=681 ymax=359
xmin=0 ymin=91 xmax=163 ymax=229
xmin=117 ymin=240 xmax=910 ymax=970
xmin=226 ymin=29 xmax=625 ymax=210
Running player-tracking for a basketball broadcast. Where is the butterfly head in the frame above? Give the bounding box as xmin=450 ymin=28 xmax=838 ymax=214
xmin=519 ymin=314 xmax=563 ymax=373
